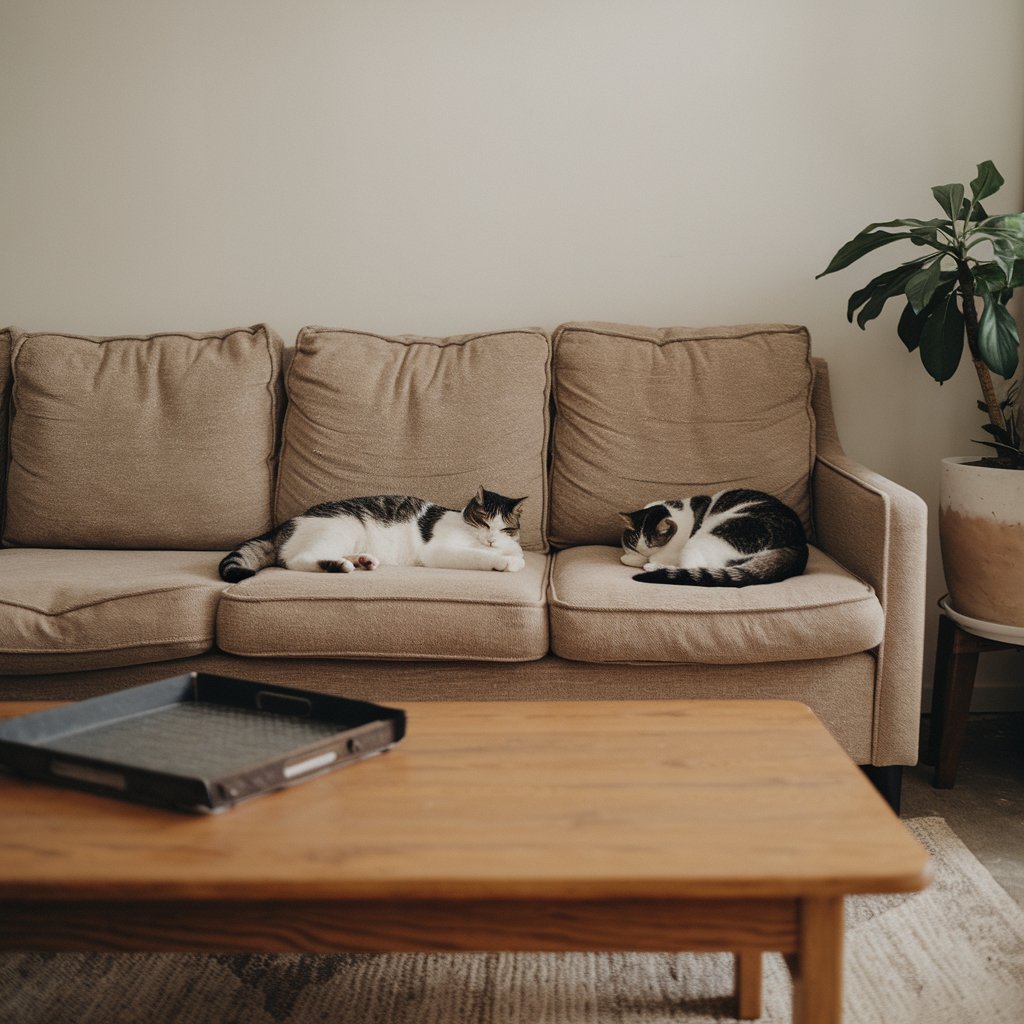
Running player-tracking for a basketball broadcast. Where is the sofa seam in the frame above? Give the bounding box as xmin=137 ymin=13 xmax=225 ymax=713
xmin=0 ymin=328 xmax=11 ymax=543
xmin=215 ymin=645 xmax=547 ymax=662
xmin=539 ymin=328 xmax=553 ymax=552
xmin=9 ymin=326 xmax=265 ymax=345
xmin=553 ymin=323 xmax=808 ymax=346
xmin=220 ymin=593 xmax=549 ymax=609
xmin=1 ymin=636 xmax=214 ymax=655
xmin=261 ymin=325 xmax=282 ymax=535
xmin=548 ymin=648 xmax=876 ymax=666
xmin=546 ymin=592 xmax=880 ymax=615
xmin=0 ymin=583 xmax=226 ymax=617
xmin=804 ymin=332 xmax=817 ymax=540
xmin=299 ymin=326 xmax=549 ymax=350
xmin=273 ymin=329 xmax=304 ymax=521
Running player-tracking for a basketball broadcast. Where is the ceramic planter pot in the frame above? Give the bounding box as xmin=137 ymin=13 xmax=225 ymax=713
xmin=939 ymin=456 xmax=1024 ymax=627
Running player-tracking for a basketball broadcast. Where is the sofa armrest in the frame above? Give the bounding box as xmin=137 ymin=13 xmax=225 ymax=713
xmin=813 ymin=452 xmax=927 ymax=765
xmin=810 ymin=357 xmax=927 ymax=766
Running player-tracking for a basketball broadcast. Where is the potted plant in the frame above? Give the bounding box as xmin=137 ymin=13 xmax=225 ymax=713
xmin=818 ymin=160 xmax=1024 ymax=628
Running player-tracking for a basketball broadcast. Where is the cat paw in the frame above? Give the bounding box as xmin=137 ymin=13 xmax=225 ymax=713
xmin=643 ymin=562 xmax=663 ymax=572
xmin=352 ymin=554 xmax=379 ymax=571
xmin=318 ymin=559 xmax=356 ymax=573
xmin=495 ymin=555 xmax=526 ymax=572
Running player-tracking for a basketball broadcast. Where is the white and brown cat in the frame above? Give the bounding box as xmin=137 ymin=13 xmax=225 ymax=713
xmin=220 ymin=488 xmax=527 ymax=582
xmin=620 ymin=488 xmax=807 ymax=587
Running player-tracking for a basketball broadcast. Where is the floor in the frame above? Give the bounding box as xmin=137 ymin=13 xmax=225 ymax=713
xmin=903 ymin=712 xmax=1024 ymax=909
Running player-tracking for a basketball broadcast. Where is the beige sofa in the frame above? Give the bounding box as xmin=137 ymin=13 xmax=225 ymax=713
xmin=0 ymin=321 xmax=926 ymax=807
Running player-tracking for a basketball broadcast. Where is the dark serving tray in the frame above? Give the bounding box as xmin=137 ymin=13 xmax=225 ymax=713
xmin=0 ymin=673 xmax=406 ymax=813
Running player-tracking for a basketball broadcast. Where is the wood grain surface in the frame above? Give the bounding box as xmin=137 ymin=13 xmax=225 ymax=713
xmin=0 ymin=896 xmax=799 ymax=954
xmin=0 ymin=699 xmax=930 ymax=902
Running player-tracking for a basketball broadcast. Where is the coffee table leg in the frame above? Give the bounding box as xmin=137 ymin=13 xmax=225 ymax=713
xmin=734 ymin=951 xmax=762 ymax=1019
xmin=790 ymin=897 xmax=843 ymax=1024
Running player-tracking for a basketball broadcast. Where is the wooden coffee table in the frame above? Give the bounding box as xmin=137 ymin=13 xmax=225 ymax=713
xmin=0 ymin=699 xmax=928 ymax=1023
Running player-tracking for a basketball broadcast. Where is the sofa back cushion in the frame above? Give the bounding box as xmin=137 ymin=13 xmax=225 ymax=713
xmin=0 ymin=329 xmax=11 ymax=537
xmin=4 ymin=325 xmax=282 ymax=549
xmin=276 ymin=327 xmax=551 ymax=552
xmin=549 ymin=322 xmax=816 ymax=546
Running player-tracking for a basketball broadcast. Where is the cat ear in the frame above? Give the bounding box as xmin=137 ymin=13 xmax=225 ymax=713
xmin=655 ymin=517 xmax=677 ymax=538
xmin=617 ymin=511 xmax=637 ymax=527
xmin=476 ymin=485 xmax=486 ymax=504
xmin=511 ymin=496 xmax=528 ymax=512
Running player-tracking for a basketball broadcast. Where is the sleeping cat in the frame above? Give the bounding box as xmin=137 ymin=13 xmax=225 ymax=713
xmin=619 ymin=488 xmax=807 ymax=587
xmin=219 ymin=488 xmax=527 ymax=582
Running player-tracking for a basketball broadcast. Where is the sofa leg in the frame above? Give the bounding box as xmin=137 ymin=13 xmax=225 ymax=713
xmin=860 ymin=765 xmax=902 ymax=815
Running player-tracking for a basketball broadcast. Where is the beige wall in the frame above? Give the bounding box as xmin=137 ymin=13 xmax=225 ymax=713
xmin=3 ymin=1 xmax=1023 ymax=707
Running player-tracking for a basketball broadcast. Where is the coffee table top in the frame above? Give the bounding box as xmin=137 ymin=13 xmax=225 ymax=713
xmin=0 ymin=699 xmax=930 ymax=902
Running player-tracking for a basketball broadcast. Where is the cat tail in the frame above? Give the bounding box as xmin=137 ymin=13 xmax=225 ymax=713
xmin=218 ymin=529 xmax=279 ymax=582
xmin=632 ymin=547 xmax=809 ymax=588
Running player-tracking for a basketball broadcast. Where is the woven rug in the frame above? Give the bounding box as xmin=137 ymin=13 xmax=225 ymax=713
xmin=1 ymin=817 xmax=1022 ymax=1023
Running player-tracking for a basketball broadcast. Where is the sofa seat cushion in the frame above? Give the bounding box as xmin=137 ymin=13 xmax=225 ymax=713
xmin=217 ymin=553 xmax=551 ymax=661
xmin=0 ymin=550 xmax=226 ymax=675
xmin=548 ymin=546 xmax=883 ymax=665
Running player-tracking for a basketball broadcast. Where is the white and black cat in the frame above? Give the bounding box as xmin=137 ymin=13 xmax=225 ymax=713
xmin=219 ymin=488 xmax=527 ymax=582
xmin=619 ymin=488 xmax=807 ymax=587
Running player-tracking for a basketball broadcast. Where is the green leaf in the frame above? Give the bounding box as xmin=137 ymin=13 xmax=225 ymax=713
xmin=905 ymin=258 xmax=944 ymax=313
xmin=845 ymin=260 xmax=929 ymax=325
xmin=973 ymin=438 xmax=1024 ymax=467
xmin=972 ymin=263 xmax=1009 ymax=294
xmin=864 ymin=217 xmax=954 ymax=234
xmin=908 ymin=226 xmax=955 ymax=251
xmin=970 ymin=161 xmax=1004 ymax=202
xmin=896 ymin=282 xmax=956 ymax=352
xmin=959 ymin=197 xmax=989 ymax=222
xmin=996 ymin=236 xmax=1024 ymax=258
xmin=897 ymin=302 xmax=925 ymax=352
xmin=932 ymin=183 xmax=965 ymax=220
xmin=817 ymin=230 xmax=914 ymax=277
xmin=992 ymin=245 xmax=1017 ymax=288
xmin=918 ymin=293 xmax=965 ymax=382
xmin=977 ymin=296 xmax=1021 ymax=378
xmin=968 ymin=230 xmax=1024 ymax=261
xmin=981 ymin=214 xmax=1024 ymax=237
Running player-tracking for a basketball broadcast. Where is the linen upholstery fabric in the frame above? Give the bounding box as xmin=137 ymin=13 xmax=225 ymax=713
xmin=0 ymin=350 xmax=926 ymax=772
xmin=811 ymin=358 xmax=928 ymax=765
xmin=4 ymin=325 xmax=282 ymax=549
xmin=0 ymin=549 xmax=225 ymax=675
xmin=0 ymin=329 xmax=12 ymax=536
xmin=0 ymin=651 xmax=878 ymax=764
xmin=276 ymin=327 xmax=551 ymax=552
xmin=217 ymin=553 xmax=550 ymax=661
xmin=548 ymin=545 xmax=883 ymax=665
xmin=548 ymin=322 xmax=816 ymax=545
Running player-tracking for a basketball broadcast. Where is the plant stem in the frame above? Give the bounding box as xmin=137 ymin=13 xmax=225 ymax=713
xmin=956 ymin=259 xmax=1007 ymax=434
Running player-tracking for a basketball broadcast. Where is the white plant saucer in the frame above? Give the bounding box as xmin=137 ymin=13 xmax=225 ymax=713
xmin=939 ymin=596 xmax=1024 ymax=645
